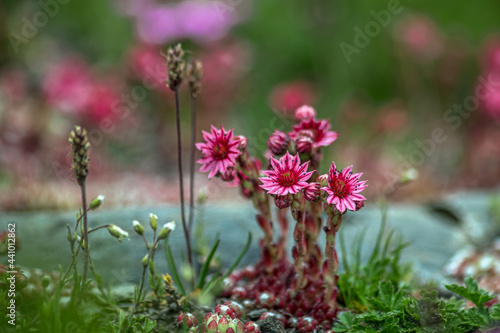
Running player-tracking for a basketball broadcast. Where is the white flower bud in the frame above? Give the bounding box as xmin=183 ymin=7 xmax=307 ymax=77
xmin=89 ymin=195 xmax=105 ymax=210
xmin=149 ymin=213 xmax=158 ymax=230
xmin=158 ymin=221 xmax=175 ymax=240
xmin=132 ymin=220 xmax=145 ymax=235
xmin=107 ymin=224 xmax=129 ymax=242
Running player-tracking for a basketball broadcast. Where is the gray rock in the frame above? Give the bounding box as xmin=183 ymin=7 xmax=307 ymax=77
xmin=0 ymin=191 xmax=487 ymax=286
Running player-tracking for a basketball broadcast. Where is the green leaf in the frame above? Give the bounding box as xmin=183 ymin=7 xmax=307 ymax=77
xmin=445 ymin=277 xmax=495 ymax=308
xmin=164 ymin=244 xmax=186 ymax=295
xmin=491 ymin=304 xmax=500 ymax=320
xmin=333 ymin=311 xmax=356 ymax=332
xmin=198 ymin=236 xmax=220 ymax=290
xmin=223 ymin=232 xmax=252 ymax=279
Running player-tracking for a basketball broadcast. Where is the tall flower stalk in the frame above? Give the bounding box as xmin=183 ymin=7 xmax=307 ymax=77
xmin=186 ymin=59 xmax=203 ymax=232
xmin=68 ymin=126 xmax=90 ymax=290
xmin=165 ymin=44 xmax=193 ymax=273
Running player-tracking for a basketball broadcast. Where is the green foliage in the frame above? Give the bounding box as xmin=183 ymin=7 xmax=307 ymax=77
xmin=334 ymin=206 xmax=500 ymax=333
xmin=164 ymin=231 xmax=252 ymax=299
xmin=445 ymin=278 xmax=495 ymax=309
xmin=337 ymin=205 xmax=412 ymax=312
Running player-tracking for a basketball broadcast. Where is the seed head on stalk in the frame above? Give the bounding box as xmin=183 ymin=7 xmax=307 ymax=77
xmin=165 ymin=43 xmax=185 ymax=91
xmin=68 ymin=126 xmax=90 ymax=186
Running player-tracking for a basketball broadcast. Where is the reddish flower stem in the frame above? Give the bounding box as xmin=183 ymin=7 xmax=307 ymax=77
xmin=323 ymin=207 xmax=342 ymax=309
xmin=174 ymin=88 xmax=193 ymax=281
xmin=291 ymin=193 xmax=307 ymax=291
xmin=188 ymin=94 xmax=197 ymax=232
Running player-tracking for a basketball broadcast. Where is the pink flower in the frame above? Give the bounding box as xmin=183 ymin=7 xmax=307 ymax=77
xmin=259 ymin=152 xmax=314 ymax=195
xmin=196 ymin=125 xmax=241 ymax=178
xmin=269 ymin=81 xmax=316 ymax=116
xmin=322 ymin=162 xmax=367 ymax=212
xmin=289 ymin=119 xmax=338 ymax=148
xmin=42 ymin=58 xmax=93 ymax=113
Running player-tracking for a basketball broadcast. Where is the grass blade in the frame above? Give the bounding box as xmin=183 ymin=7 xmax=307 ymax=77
xmin=164 ymin=243 xmax=186 ymax=295
xmin=197 ymin=235 xmax=220 ymax=290
xmin=223 ymin=232 xmax=252 ymax=279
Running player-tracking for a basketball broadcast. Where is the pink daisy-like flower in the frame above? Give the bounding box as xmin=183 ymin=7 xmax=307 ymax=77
xmin=289 ymin=119 xmax=338 ymax=148
xmin=196 ymin=125 xmax=241 ymax=178
xmin=322 ymin=162 xmax=367 ymax=212
xmin=259 ymin=152 xmax=314 ymax=195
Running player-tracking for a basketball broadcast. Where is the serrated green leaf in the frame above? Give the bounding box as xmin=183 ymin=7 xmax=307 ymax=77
xmin=445 ymin=278 xmax=495 ymax=308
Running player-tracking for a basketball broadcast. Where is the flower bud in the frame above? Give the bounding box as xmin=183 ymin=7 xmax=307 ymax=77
xmin=89 ymin=195 xmax=104 ymax=210
xmin=133 ymin=220 xmax=145 ymax=235
xmin=304 ymin=182 xmax=321 ymax=202
xmin=141 ymin=254 xmax=149 ymax=267
xmin=107 ymin=225 xmax=129 ymax=242
xmin=267 ymin=130 xmax=290 ymax=155
xmin=274 ymin=195 xmax=292 ymax=209
xmin=316 ymin=174 xmax=328 ymax=187
xmin=158 ymin=221 xmax=175 ymax=240
xmin=221 ymin=167 xmax=236 ymax=182
xmin=355 ymin=200 xmax=364 ymax=211
xmin=149 ymin=213 xmax=158 ymax=230
xmin=295 ymin=105 xmax=316 ymax=122
xmin=295 ymin=129 xmax=314 ymax=154
xmin=234 ymin=135 xmax=247 ymax=150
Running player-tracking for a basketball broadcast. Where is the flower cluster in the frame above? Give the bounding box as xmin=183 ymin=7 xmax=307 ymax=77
xmin=198 ymin=104 xmax=367 ymax=331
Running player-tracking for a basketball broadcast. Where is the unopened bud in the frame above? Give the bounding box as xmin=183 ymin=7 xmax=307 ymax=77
xmin=158 ymin=221 xmax=175 ymax=240
xmin=141 ymin=254 xmax=149 ymax=267
xmin=107 ymin=225 xmax=129 ymax=242
xmin=132 ymin=220 xmax=145 ymax=235
xmin=295 ymin=105 xmax=317 ymax=122
xmin=317 ymin=174 xmax=328 ymax=187
xmin=295 ymin=129 xmax=314 ymax=154
xmin=149 ymin=213 xmax=158 ymax=230
xmin=267 ymin=130 xmax=290 ymax=155
xmin=89 ymin=195 xmax=105 ymax=210
xmin=274 ymin=195 xmax=292 ymax=209
xmin=304 ymin=182 xmax=321 ymax=202
xmin=234 ymin=135 xmax=247 ymax=150
xmin=355 ymin=200 xmax=365 ymax=211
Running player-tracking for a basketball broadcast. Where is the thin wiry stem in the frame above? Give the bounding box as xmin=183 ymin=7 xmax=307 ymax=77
xmin=80 ymin=183 xmax=89 ymax=292
xmin=188 ymin=94 xmax=197 ymax=232
xmin=174 ymin=88 xmax=193 ymax=281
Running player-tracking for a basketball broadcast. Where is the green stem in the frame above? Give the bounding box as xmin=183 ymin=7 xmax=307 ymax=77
xmin=80 ymin=183 xmax=89 ymax=293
